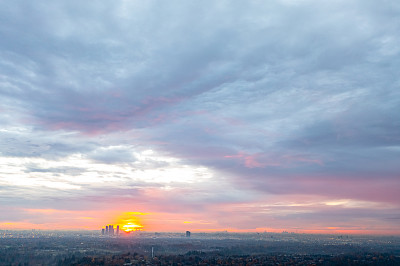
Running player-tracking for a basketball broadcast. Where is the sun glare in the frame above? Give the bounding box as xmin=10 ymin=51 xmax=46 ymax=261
xmin=116 ymin=212 xmax=146 ymax=232
xmin=121 ymin=222 xmax=143 ymax=232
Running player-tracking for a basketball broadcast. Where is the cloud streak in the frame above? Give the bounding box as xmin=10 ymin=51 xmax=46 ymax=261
xmin=0 ymin=0 xmax=399 ymax=233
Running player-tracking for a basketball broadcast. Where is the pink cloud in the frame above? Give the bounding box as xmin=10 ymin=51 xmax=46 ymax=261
xmin=224 ymin=152 xmax=323 ymax=168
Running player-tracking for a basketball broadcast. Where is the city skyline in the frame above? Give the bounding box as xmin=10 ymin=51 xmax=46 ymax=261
xmin=0 ymin=1 xmax=399 ymax=235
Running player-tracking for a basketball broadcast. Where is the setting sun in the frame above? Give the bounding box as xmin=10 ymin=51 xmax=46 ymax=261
xmin=116 ymin=212 xmax=146 ymax=232
xmin=121 ymin=222 xmax=143 ymax=232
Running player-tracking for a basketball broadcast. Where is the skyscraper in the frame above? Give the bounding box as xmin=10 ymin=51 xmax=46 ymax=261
xmin=109 ymin=225 xmax=114 ymax=235
xmin=102 ymin=224 xmax=120 ymax=236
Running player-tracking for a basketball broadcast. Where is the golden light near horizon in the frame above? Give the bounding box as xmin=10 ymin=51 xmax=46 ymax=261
xmin=122 ymin=222 xmax=143 ymax=232
xmin=116 ymin=212 xmax=146 ymax=232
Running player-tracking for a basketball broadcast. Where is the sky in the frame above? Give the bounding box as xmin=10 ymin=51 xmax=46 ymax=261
xmin=0 ymin=0 xmax=399 ymax=234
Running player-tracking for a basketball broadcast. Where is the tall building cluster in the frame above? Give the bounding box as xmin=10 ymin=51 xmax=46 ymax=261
xmin=101 ymin=225 xmax=120 ymax=236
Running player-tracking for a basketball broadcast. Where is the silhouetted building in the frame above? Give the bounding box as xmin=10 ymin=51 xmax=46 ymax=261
xmin=102 ymin=224 xmax=120 ymax=236
xmin=109 ymin=225 xmax=114 ymax=235
xmin=186 ymin=231 xmax=191 ymax=237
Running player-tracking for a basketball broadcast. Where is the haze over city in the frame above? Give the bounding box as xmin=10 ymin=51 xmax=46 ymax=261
xmin=0 ymin=0 xmax=399 ymax=236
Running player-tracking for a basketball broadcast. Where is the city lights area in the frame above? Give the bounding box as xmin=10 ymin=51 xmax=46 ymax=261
xmin=0 ymin=230 xmax=400 ymax=265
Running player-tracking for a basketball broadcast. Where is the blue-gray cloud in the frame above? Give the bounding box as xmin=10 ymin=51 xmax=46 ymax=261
xmin=0 ymin=0 xmax=399 ymax=231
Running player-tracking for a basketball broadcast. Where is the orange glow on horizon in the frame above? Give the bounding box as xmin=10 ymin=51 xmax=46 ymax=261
xmin=1 ymin=220 xmax=400 ymax=235
xmin=115 ymin=212 xmax=146 ymax=232
xmin=1 ymin=209 xmax=399 ymax=235
xmin=121 ymin=222 xmax=143 ymax=232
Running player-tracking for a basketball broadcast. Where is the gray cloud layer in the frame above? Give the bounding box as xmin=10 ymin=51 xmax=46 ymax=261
xmin=0 ymin=0 xmax=399 ymax=231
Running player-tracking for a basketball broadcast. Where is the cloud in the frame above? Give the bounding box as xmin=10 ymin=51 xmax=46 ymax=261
xmin=0 ymin=0 xmax=399 ymax=232
xmin=88 ymin=146 xmax=137 ymax=164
